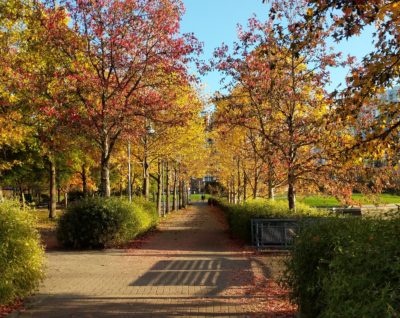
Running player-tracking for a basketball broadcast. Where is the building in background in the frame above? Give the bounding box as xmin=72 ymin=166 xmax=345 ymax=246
xmin=190 ymin=176 xmax=217 ymax=194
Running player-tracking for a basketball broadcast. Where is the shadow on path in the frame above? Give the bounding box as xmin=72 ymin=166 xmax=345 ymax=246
xmin=17 ymin=202 xmax=292 ymax=317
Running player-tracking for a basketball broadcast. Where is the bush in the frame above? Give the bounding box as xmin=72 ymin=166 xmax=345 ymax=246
xmin=212 ymin=198 xmax=327 ymax=242
xmin=0 ymin=201 xmax=44 ymax=305
xmin=283 ymin=217 xmax=400 ymax=318
xmin=67 ymin=190 xmax=85 ymax=202
xmin=57 ymin=197 xmax=158 ymax=249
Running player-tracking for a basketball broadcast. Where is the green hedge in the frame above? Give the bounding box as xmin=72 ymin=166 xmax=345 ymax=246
xmin=0 ymin=201 xmax=44 ymax=305
xmin=211 ymin=198 xmax=327 ymax=242
xmin=283 ymin=217 xmax=400 ymax=318
xmin=57 ymin=197 xmax=158 ymax=249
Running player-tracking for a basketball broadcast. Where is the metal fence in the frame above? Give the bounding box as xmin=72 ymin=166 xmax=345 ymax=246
xmin=251 ymin=218 xmax=299 ymax=249
xmin=330 ymin=207 xmax=361 ymax=216
xmin=251 ymin=208 xmax=363 ymax=249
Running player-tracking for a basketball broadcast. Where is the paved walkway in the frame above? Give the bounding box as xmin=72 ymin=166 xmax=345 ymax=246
xmin=17 ymin=203 xmax=289 ymax=318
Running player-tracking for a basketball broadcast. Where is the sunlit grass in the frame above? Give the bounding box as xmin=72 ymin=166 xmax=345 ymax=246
xmin=190 ymin=194 xmax=211 ymax=202
xmin=296 ymin=194 xmax=400 ymax=207
xmin=28 ymin=208 xmax=60 ymax=230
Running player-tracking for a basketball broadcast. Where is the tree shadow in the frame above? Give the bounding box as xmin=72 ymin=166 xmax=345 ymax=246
xmin=130 ymin=258 xmax=254 ymax=297
xmin=21 ymin=294 xmax=276 ymax=317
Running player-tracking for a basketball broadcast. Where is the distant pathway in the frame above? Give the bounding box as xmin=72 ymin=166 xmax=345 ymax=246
xmin=17 ymin=203 xmax=293 ymax=318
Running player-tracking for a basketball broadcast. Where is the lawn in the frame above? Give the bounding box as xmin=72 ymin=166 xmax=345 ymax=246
xmin=190 ymin=194 xmax=211 ymax=202
xmin=30 ymin=208 xmax=59 ymax=228
xmin=29 ymin=208 xmax=61 ymax=250
xmin=297 ymin=194 xmax=400 ymax=207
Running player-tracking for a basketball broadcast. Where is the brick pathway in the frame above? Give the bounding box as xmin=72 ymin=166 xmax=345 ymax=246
xmin=17 ymin=203 xmax=288 ymax=318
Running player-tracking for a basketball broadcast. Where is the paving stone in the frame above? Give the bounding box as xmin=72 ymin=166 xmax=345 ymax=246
xmin=15 ymin=203 xmax=283 ymax=318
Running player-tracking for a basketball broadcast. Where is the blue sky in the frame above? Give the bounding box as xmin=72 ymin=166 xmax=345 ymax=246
xmin=180 ymin=0 xmax=375 ymax=96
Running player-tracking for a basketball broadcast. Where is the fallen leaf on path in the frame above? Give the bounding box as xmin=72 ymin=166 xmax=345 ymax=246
xmin=0 ymin=299 xmax=23 ymax=318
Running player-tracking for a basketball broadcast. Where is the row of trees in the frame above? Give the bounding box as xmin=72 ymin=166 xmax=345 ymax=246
xmin=208 ymin=0 xmax=400 ymax=210
xmin=0 ymin=0 xmax=209 ymax=217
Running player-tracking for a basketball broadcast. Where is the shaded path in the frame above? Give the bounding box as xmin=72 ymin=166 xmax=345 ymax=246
xmin=17 ymin=203 xmax=291 ymax=317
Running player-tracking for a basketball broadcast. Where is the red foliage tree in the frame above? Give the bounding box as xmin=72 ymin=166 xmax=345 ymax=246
xmin=50 ymin=0 xmax=200 ymax=196
xmin=213 ymin=0 xmax=345 ymax=209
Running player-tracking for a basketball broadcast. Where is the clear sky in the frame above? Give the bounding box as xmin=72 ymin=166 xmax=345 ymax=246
xmin=180 ymin=0 xmax=375 ymax=96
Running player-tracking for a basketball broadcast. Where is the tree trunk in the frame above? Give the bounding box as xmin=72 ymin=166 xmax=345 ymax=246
xmin=253 ymin=174 xmax=258 ymax=199
xmin=230 ymin=183 xmax=233 ymax=203
xmin=21 ymin=189 xmax=26 ymax=210
xmin=186 ymin=183 xmax=189 ymax=206
xmin=142 ymin=155 xmax=150 ymax=199
xmin=268 ymin=183 xmax=275 ymax=200
xmin=49 ymin=158 xmax=57 ymax=218
xmin=161 ymin=160 xmax=165 ymax=217
xmin=243 ymin=172 xmax=247 ymax=202
xmin=0 ymin=186 xmax=4 ymax=202
xmin=237 ymin=160 xmax=241 ymax=204
xmin=64 ymin=191 xmax=68 ymax=208
xmin=127 ymin=141 xmax=131 ymax=201
xmin=182 ymin=181 xmax=187 ymax=208
xmin=179 ymin=180 xmax=183 ymax=209
xmin=157 ymin=159 xmax=162 ymax=217
xmin=181 ymin=181 xmax=184 ymax=208
xmin=288 ymin=172 xmax=296 ymax=211
xmin=100 ymin=137 xmax=111 ymax=197
xmin=100 ymin=158 xmax=111 ymax=197
xmin=232 ymin=176 xmax=237 ymax=204
xmin=82 ymin=164 xmax=88 ymax=197
xmin=228 ymin=181 xmax=233 ymax=203
xmin=172 ymin=165 xmax=177 ymax=211
xmin=267 ymin=164 xmax=275 ymax=200
xmin=166 ymin=161 xmax=170 ymax=214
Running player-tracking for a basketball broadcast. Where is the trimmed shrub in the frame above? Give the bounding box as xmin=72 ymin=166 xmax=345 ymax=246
xmin=129 ymin=197 xmax=158 ymax=237
xmin=283 ymin=217 xmax=400 ymax=318
xmin=212 ymin=198 xmax=327 ymax=242
xmin=0 ymin=201 xmax=44 ymax=305
xmin=57 ymin=197 xmax=158 ymax=249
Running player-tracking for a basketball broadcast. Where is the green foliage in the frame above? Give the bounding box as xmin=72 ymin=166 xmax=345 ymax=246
xmin=212 ymin=198 xmax=327 ymax=242
xmin=0 ymin=200 xmax=44 ymax=305
xmin=57 ymin=197 xmax=158 ymax=249
xmin=283 ymin=217 xmax=400 ymax=318
xmin=295 ymin=194 xmax=400 ymax=207
xmin=131 ymin=196 xmax=158 ymax=235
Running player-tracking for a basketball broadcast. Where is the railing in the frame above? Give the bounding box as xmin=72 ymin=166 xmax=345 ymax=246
xmin=251 ymin=218 xmax=299 ymax=249
xmin=251 ymin=208 xmax=365 ymax=249
xmin=331 ymin=207 xmax=361 ymax=216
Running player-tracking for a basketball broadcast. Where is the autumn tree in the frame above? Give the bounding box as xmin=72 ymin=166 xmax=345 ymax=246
xmin=0 ymin=0 xmax=81 ymax=216
xmin=285 ymin=0 xmax=400 ymax=198
xmin=213 ymin=88 xmax=287 ymax=201
xmin=46 ymin=0 xmax=201 ymax=197
xmin=131 ymin=84 xmax=207 ymax=213
xmin=213 ymin=0 xmax=346 ymax=209
xmin=0 ymin=0 xmax=35 ymax=200
xmin=302 ymin=1 xmax=400 ymax=149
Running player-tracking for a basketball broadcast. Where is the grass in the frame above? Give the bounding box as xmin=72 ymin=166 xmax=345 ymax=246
xmin=190 ymin=194 xmax=211 ymax=202
xmin=351 ymin=193 xmax=400 ymax=205
xmin=297 ymin=196 xmax=340 ymax=207
xmin=295 ymin=194 xmax=400 ymax=207
xmin=29 ymin=208 xmax=60 ymax=230
xmin=27 ymin=208 xmax=62 ymax=250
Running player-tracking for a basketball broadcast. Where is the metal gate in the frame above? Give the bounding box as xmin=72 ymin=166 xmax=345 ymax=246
xmin=251 ymin=218 xmax=299 ymax=249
